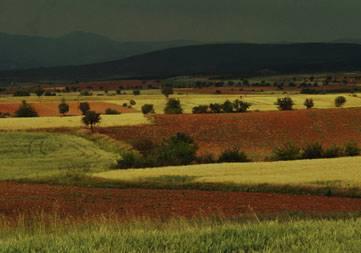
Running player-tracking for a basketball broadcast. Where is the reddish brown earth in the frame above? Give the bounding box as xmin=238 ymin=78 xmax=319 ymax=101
xmin=99 ymin=108 xmax=361 ymax=159
xmin=0 ymin=101 xmax=135 ymax=116
xmin=1 ymin=183 xmax=361 ymax=219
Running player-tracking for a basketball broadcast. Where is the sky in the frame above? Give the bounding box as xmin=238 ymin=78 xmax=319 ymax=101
xmin=0 ymin=0 xmax=360 ymax=42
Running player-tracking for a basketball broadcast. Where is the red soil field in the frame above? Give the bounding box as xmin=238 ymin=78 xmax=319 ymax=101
xmin=1 ymin=183 xmax=361 ymax=219
xmin=0 ymin=101 xmax=135 ymax=116
xmin=99 ymin=108 xmax=361 ymax=159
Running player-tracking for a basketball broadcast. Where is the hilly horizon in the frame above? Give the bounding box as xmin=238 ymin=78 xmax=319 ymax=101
xmin=0 ymin=31 xmax=199 ymax=71
xmin=2 ymin=42 xmax=361 ymax=83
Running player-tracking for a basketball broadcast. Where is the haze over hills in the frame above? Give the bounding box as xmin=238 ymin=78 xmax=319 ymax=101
xmin=2 ymin=43 xmax=361 ymax=83
xmin=0 ymin=31 xmax=199 ymax=71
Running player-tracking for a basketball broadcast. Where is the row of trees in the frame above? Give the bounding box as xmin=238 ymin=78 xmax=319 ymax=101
xmin=276 ymin=96 xmax=346 ymax=111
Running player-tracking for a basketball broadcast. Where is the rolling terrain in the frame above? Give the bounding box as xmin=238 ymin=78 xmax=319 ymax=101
xmin=2 ymin=43 xmax=361 ymax=81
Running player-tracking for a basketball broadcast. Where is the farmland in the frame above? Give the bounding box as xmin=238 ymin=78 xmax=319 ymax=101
xmin=2 ymin=217 xmax=361 ymax=253
xmin=100 ymin=108 xmax=361 ymax=160
xmin=2 ymin=92 xmax=361 ymax=114
xmin=1 ymin=85 xmax=361 ymax=251
xmin=95 ymin=156 xmax=361 ymax=196
xmin=0 ymin=132 xmax=119 ymax=180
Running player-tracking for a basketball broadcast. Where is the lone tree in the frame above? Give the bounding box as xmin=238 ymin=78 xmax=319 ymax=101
xmin=141 ymin=104 xmax=155 ymax=114
xmin=304 ymin=98 xmax=314 ymax=109
xmin=79 ymin=102 xmax=90 ymax=115
xmin=15 ymin=100 xmax=38 ymax=117
xmin=335 ymin=96 xmax=346 ymax=107
xmin=82 ymin=111 xmax=101 ymax=131
xmin=58 ymin=98 xmax=69 ymax=116
xmin=233 ymin=99 xmax=251 ymax=112
xmin=275 ymin=97 xmax=294 ymax=111
xmin=161 ymin=85 xmax=174 ymax=97
xmin=164 ymin=98 xmax=183 ymax=114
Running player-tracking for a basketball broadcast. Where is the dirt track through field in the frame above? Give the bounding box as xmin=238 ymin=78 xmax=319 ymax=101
xmin=1 ymin=183 xmax=361 ymax=219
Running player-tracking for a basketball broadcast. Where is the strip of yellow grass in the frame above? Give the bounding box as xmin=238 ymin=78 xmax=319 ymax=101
xmin=94 ymin=156 xmax=361 ymax=188
xmin=0 ymin=113 xmax=150 ymax=130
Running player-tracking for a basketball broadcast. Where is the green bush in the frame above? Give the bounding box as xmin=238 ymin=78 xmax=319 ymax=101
xmin=105 ymin=108 xmax=121 ymax=115
xmin=324 ymin=145 xmax=343 ymax=158
xmin=164 ymin=98 xmax=183 ymax=114
xmin=209 ymin=103 xmax=222 ymax=113
xmin=335 ymin=96 xmax=346 ymax=107
xmin=344 ymin=142 xmax=360 ymax=156
xmin=272 ymin=143 xmax=301 ymax=161
xmin=275 ymin=97 xmax=294 ymax=111
xmin=192 ymin=105 xmax=209 ymax=114
xmin=304 ymin=98 xmax=314 ymax=109
xmin=117 ymin=152 xmax=145 ymax=169
xmin=302 ymin=143 xmax=324 ymax=159
xmin=222 ymin=100 xmax=234 ymax=113
xmin=141 ymin=104 xmax=155 ymax=114
xmin=218 ymin=148 xmax=249 ymax=163
xmin=15 ymin=101 xmax=38 ymax=117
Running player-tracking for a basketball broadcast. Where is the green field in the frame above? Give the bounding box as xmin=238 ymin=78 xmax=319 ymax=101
xmin=0 ymin=132 xmax=119 ymax=180
xmin=1 ymin=217 xmax=361 ymax=252
xmin=0 ymin=113 xmax=150 ymax=130
xmin=95 ymin=156 xmax=361 ymax=192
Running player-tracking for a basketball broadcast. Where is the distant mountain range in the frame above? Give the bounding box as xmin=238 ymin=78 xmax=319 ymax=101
xmin=0 ymin=31 xmax=199 ymax=70
xmin=2 ymin=43 xmax=361 ymax=82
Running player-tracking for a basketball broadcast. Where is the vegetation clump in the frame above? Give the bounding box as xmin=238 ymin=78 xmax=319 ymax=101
xmin=82 ymin=111 xmax=101 ymax=131
xmin=164 ymin=98 xmax=183 ymax=114
xmin=141 ymin=104 xmax=155 ymax=114
xmin=304 ymin=98 xmax=314 ymax=109
xmin=218 ymin=148 xmax=249 ymax=163
xmin=105 ymin=108 xmax=121 ymax=115
xmin=335 ymin=96 xmax=346 ymax=107
xmin=79 ymin=102 xmax=90 ymax=115
xmin=15 ymin=101 xmax=38 ymax=117
xmin=275 ymin=97 xmax=294 ymax=111
xmin=58 ymin=98 xmax=69 ymax=116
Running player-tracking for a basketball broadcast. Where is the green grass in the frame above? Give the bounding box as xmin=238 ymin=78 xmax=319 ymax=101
xmin=0 ymin=132 xmax=119 ymax=180
xmin=1 ymin=217 xmax=361 ymax=252
xmin=94 ymin=156 xmax=361 ymax=196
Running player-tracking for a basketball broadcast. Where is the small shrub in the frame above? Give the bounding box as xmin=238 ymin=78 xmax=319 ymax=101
xmin=304 ymin=98 xmax=314 ymax=109
xmin=344 ymin=142 xmax=360 ymax=156
xmin=302 ymin=143 xmax=324 ymax=159
xmin=141 ymin=104 xmax=155 ymax=114
xmin=79 ymin=102 xmax=90 ymax=115
xmin=15 ymin=101 xmax=38 ymax=117
xmin=117 ymin=152 xmax=144 ymax=169
xmin=192 ymin=105 xmax=209 ymax=114
xmin=133 ymin=90 xmax=141 ymax=96
xmin=105 ymin=108 xmax=121 ymax=115
xmin=58 ymin=99 xmax=69 ymax=116
xmin=272 ymin=143 xmax=300 ymax=161
xmin=209 ymin=103 xmax=222 ymax=113
xmin=161 ymin=85 xmax=174 ymax=97
xmin=233 ymin=100 xmax=251 ymax=112
xmin=222 ymin=100 xmax=234 ymax=113
xmin=335 ymin=96 xmax=346 ymax=107
xmin=122 ymin=103 xmax=128 ymax=107
xmin=164 ymin=98 xmax=183 ymax=114
xmin=324 ymin=145 xmax=343 ymax=158
xmin=129 ymin=99 xmax=136 ymax=106
xmin=44 ymin=91 xmax=56 ymax=96
xmin=275 ymin=97 xmax=294 ymax=111
xmin=132 ymin=139 xmax=156 ymax=155
xmin=196 ymin=154 xmax=216 ymax=164
xmin=218 ymin=148 xmax=249 ymax=163
xmin=82 ymin=111 xmax=101 ymax=131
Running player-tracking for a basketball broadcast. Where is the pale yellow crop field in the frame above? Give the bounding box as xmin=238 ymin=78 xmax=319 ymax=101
xmin=95 ymin=156 xmax=361 ymax=189
xmin=2 ymin=92 xmax=361 ymax=114
xmin=0 ymin=113 xmax=150 ymax=130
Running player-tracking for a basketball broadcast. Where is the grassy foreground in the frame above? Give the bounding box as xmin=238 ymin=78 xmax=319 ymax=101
xmin=95 ymin=156 xmax=361 ymax=193
xmin=1 ymin=217 xmax=361 ymax=252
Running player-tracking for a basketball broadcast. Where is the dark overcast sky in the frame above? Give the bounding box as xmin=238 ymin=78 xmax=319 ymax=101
xmin=0 ymin=0 xmax=360 ymax=42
